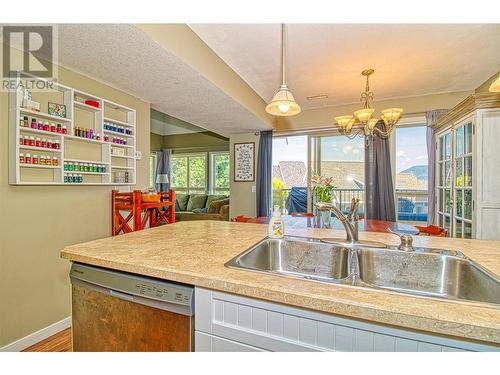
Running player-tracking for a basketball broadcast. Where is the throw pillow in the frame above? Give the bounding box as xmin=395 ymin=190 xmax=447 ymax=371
xmin=206 ymin=194 xmax=228 ymax=209
xmin=176 ymin=194 xmax=190 ymax=212
xmin=208 ymin=198 xmax=230 ymax=214
xmin=187 ymin=194 xmax=208 ymax=211
xmin=192 ymin=207 xmax=208 ymax=213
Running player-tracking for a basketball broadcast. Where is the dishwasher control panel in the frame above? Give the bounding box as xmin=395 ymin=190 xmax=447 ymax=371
xmin=70 ymin=263 xmax=194 ymax=307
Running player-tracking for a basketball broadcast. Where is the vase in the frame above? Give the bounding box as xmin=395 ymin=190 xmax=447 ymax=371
xmin=320 ymin=209 xmax=331 ymax=228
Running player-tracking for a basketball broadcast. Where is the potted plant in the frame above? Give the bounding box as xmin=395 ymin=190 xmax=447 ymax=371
xmin=311 ymin=175 xmax=336 ymax=226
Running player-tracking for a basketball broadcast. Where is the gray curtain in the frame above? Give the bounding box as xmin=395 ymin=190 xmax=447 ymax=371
xmin=155 ymin=148 xmax=172 ymax=192
xmin=425 ymin=109 xmax=448 ymax=225
xmin=364 ymin=121 xmax=396 ymax=221
xmin=256 ymin=131 xmax=273 ymax=217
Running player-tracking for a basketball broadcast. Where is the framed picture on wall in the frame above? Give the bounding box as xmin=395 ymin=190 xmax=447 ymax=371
xmin=234 ymin=142 xmax=255 ymax=182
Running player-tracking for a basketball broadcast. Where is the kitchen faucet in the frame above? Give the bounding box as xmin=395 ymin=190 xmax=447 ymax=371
xmin=315 ymin=198 xmax=360 ymax=245
xmin=315 ymin=198 xmax=386 ymax=248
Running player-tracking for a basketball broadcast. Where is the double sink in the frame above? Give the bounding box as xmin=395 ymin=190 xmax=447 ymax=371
xmin=225 ymin=236 xmax=500 ymax=306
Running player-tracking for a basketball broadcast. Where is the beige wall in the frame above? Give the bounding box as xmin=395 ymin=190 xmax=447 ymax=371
xmin=163 ymin=131 xmax=229 ymax=154
xmin=0 ymin=57 xmax=150 ymax=347
xmin=276 ymin=91 xmax=472 ymax=132
xmin=229 ymin=132 xmax=260 ymax=218
xmin=150 ymin=133 xmax=164 ymax=152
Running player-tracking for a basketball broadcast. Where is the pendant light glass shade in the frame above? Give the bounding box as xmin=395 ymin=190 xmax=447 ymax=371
xmin=266 ymin=85 xmax=301 ymax=116
xmin=354 ymin=108 xmax=374 ymax=123
xmin=266 ymin=24 xmax=301 ymax=117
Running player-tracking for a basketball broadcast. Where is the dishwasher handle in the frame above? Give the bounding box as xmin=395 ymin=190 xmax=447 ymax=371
xmin=110 ymin=289 xmax=135 ymax=302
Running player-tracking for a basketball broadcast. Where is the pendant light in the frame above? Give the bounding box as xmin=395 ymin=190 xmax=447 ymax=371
xmin=265 ymin=24 xmax=301 ymax=116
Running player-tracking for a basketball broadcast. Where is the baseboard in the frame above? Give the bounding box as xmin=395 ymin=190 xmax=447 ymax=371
xmin=0 ymin=317 xmax=71 ymax=352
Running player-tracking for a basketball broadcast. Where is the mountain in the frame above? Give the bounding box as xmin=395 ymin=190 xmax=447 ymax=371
xmin=400 ymin=165 xmax=428 ymax=181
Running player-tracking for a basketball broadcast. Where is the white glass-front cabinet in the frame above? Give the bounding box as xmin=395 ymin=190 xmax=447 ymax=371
xmin=434 ymin=102 xmax=500 ymax=240
xmin=436 ymin=121 xmax=474 ymax=238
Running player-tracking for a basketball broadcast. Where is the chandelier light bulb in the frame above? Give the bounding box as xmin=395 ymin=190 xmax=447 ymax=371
xmin=279 ymin=104 xmax=291 ymax=113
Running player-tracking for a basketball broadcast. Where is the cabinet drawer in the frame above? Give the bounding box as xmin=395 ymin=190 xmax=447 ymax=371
xmin=195 ymin=332 xmax=266 ymax=352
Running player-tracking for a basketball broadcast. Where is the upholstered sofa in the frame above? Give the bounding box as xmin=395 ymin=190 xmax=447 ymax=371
xmin=175 ymin=194 xmax=230 ymax=221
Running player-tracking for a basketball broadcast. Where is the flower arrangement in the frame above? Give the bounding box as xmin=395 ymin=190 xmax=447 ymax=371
xmin=311 ymin=174 xmax=336 ymax=203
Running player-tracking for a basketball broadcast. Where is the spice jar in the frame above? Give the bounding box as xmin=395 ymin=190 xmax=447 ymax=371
xmin=62 ymin=125 xmax=68 ymax=134
xmin=29 ymin=136 xmax=35 ymax=146
xmin=52 ymin=157 xmax=58 ymax=166
xmin=31 ymin=118 xmax=37 ymax=129
xmin=50 ymin=122 xmax=56 ymax=132
xmin=47 ymin=139 xmax=53 ymax=149
xmin=38 ymin=121 xmax=43 ymax=130
xmin=19 ymin=136 xmax=23 ymax=145
xmin=36 ymin=137 xmax=41 ymax=147
xmin=19 ymin=153 xmax=25 ymax=164
xmin=23 ymin=135 xmax=30 ymax=145
xmin=43 ymin=121 xmax=49 ymax=132
xmin=56 ymin=123 xmax=62 ymax=133
xmin=25 ymin=154 xmax=32 ymax=164
xmin=54 ymin=140 xmax=60 ymax=149
xmin=32 ymin=155 xmax=39 ymax=165
xmin=41 ymin=138 xmax=47 ymax=148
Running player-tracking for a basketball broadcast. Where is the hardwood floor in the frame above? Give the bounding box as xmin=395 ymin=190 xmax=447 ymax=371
xmin=23 ymin=328 xmax=72 ymax=352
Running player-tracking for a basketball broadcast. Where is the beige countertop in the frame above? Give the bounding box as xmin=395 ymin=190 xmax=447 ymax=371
xmin=61 ymin=221 xmax=500 ymax=345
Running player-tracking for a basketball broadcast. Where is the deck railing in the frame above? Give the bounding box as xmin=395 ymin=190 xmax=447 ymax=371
xmin=272 ymin=187 xmax=428 ymax=222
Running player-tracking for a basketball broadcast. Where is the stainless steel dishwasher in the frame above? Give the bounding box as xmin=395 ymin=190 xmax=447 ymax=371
xmin=70 ymin=263 xmax=194 ymax=351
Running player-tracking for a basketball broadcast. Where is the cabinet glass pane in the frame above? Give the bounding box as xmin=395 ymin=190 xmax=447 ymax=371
xmin=439 ymin=162 xmax=444 ymax=186
xmin=455 ymin=127 xmax=463 ymax=156
xmin=445 ymin=189 xmax=451 ymax=214
xmin=464 ymin=189 xmax=472 ymax=220
xmin=445 ymin=161 xmax=451 ymax=187
xmin=464 ymin=155 xmax=472 ymax=187
xmin=445 ymin=133 xmax=451 ymax=158
xmin=444 ymin=215 xmax=451 ymax=234
xmin=455 ymin=158 xmax=463 ymax=187
xmin=456 ymin=189 xmax=463 ymax=217
xmin=439 ymin=188 xmax=444 ymax=211
xmin=439 ymin=137 xmax=445 ymax=161
xmin=464 ymin=123 xmax=472 ymax=154
xmin=464 ymin=222 xmax=472 ymax=239
xmin=455 ymin=219 xmax=463 ymax=238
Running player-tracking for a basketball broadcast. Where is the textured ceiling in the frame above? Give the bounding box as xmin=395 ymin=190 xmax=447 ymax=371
xmin=52 ymin=24 xmax=270 ymax=136
xmin=190 ymin=24 xmax=500 ymax=110
xmin=150 ymin=109 xmax=207 ymax=136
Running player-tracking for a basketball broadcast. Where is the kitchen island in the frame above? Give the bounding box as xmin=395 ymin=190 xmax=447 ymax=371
xmin=61 ymin=221 xmax=500 ymax=351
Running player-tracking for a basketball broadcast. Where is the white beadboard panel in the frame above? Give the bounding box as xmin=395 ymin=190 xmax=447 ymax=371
xmin=238 ymin=304 xmax=252 ymax=329
xmin=355 ymin=330 xmax=375 ymax=352
xmin=396 ymin=337 xmax=419 ymax=352
xmin=373 ymin=333 xmax=396 ymax=352
xmin=223 ymin=301 xmax=238 ymax=325
xmin=317 ymin=322 xmax=335 ymax=350
xmin=251 ymin=307 xmax=267 ymax=332
xmin=283 ymin=315 xmax=299 ymax=341
xmin=299 ymin=318 xmax=318 ymax=346
xmin=335 ymin=326 xmax=354 ymax=352
xmin=267 ymin=311 xmax=284 ymax=337
xmin=195 ymin=288 xmax=499 ymax=352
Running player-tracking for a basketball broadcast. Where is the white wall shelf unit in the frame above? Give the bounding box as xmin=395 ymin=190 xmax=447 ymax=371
xmin=9 ymin=73 xmax=137 ymax=186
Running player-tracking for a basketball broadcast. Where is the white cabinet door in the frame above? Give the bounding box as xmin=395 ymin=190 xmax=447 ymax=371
xmin=195 ymin=287 xmax=498 ymax=352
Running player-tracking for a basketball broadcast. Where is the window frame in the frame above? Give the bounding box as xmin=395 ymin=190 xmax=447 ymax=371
xmin=209 ymin=151 xmax=230 ymax=195
xmin=170 ymin=152 xmax=208 ymax=194
xmin=149 ymin=152 xmax=158 ymax=189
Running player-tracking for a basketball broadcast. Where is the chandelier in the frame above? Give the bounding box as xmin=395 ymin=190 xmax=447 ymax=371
xmin=334 ymin=69 xmax=403 ymax=138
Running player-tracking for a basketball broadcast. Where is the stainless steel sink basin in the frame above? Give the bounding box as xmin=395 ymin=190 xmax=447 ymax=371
xmin=226 ymin=236 xmax=500 ymax=306
xmin=356 ymin=248 xmax=500 ymax=305
xmin=225 ymin=237 xmax=350 ymax=282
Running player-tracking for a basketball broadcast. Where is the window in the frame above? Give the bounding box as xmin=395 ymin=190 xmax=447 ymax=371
xmin=395 ymin=125 xmax=428 ymax=223
xmin=210 ymin=152 xmax=230 ymax=195
xmin=149 ymin=153 xmax=157 ymax=188
xmin=171 ymin=153 xmax=207 ymax=194
xmin=170 ymin=151 xmax=229 ymax=195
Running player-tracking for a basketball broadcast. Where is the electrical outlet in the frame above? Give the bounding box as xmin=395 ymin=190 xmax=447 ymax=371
xmin=251 ymin=185 xmax=256 ymax=193
xmin=135 ymin=150 xmax=142 ymax=160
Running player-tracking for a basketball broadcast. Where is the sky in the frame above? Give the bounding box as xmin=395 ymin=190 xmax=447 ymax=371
xmin=272 ymin=129 xmax=428 ymax=173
